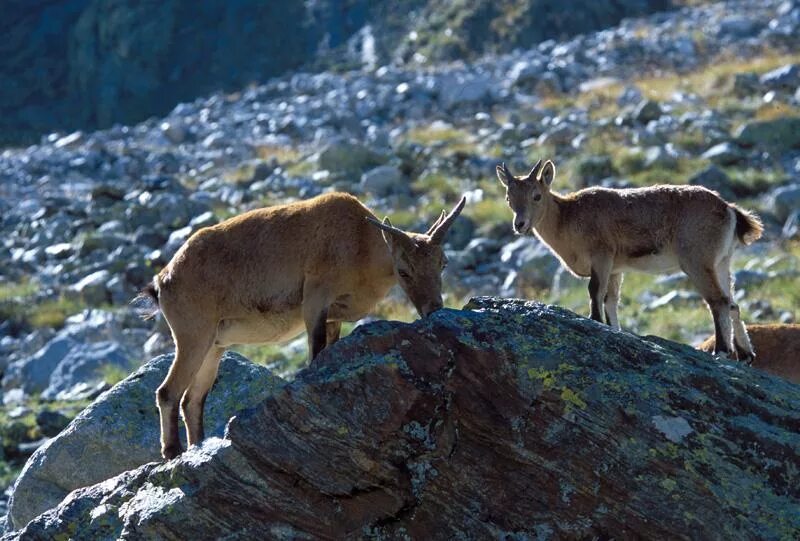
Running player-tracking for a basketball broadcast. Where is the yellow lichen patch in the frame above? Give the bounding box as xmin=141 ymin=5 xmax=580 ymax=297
xmin=560 ymin=388 xmax=587 ymax=410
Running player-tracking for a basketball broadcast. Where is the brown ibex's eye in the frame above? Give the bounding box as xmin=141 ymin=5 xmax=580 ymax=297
xmin=533 ymin=194 xmax=542 ymax=201
xmin=398 ymin=270 xmax=411 ymax=279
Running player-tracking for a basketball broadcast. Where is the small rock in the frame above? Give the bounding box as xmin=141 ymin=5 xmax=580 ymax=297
xmin=701 ymin=142 xmax=745 ymax=166
xmin=759 ymin=64 xmax=800 ymax=92
xmin=769 ymin=183 xmax=800 ymax=222
xmin=35 ymin=410 xmax=71 ymax=438
xmin=316 ymin=138 xmax=386 ymax=177
xmin=500 ymin=237 xmax=561 ymax=292
xmin=160 ymin=121 xmax=186 ymax=144
xmin=360 ymin=165 xmax=407 ymax=197
xmin=633 ymin=100 xmax=662 ymax=124
xmin=735 ymin=118 xmax=800 ymax=150
xmin=688 ymin=166 xmax=735 ymax=200
xmin=732 ymin=72 xmax=761 ymax=97
xmin=53 ymin=131 xmax=84 ymax=149
xmin=71 ymin=270 xmax=111 ymax=306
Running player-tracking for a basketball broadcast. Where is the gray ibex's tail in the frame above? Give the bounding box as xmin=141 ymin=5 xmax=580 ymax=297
xmin=732 ymin=204 xmax=764 ymax=245
xmin=132 ymin=279 xmax=160 ymax=320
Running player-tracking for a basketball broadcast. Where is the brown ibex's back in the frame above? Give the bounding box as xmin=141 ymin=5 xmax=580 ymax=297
xmin=699 ymin=324 xmax=800 ymax=383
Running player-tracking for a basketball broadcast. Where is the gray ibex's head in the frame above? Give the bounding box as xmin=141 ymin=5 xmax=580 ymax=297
xmin=367 ymin=196 xmax=467 ymax=317
xmin=496 ymin=160 xmax=556 ymax=235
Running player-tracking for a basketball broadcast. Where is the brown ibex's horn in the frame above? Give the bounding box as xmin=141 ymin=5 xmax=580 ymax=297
xmin=426 ymin=210 xmax=447 ymax=236
xmin=431 ymin=196 xmax=467 ymax=245
xmin=366 ymin=216 xmax=415 ymax=249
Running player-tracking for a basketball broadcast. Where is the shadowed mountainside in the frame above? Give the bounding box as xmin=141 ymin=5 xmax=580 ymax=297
xmin=1 ymin=0 xmax=674 ymax=145
xmin=5 ymin=298 xmax=799 ymax=539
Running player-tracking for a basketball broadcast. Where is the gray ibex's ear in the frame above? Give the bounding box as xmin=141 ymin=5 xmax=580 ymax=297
xmin=496 ymin=163 xmax=513 ymax=187
xmin=539 ymin=160 xmax=556 ymax=186
xmin=526 ymin=159 xmax=543 ymax=181
xmin=431 ymin=195 xmax=467 ymax=245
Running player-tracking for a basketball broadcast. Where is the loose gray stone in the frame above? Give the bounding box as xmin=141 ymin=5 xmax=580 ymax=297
xmin=71 ymin=270 xmax=111 ymax=306
xmin=360 ymin=165 xmax=407 ymax=197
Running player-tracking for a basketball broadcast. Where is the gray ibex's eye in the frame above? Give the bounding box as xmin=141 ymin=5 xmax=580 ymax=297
xmin=398 ymin=270 xmax=411 ymax=279
xmin=533 ymin=194 xmax=542 ymax=201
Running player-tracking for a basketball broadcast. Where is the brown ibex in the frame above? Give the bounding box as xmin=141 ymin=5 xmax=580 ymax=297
xmin=139 ymin=192 xmax=466 ymax=459
xmin=699 ymin=324 xmax=800 ymax=383
xmin=497 ymin=159 xmax=763 ymax=362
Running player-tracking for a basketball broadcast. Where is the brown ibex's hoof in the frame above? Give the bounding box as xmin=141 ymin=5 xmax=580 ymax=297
xmin=161 ymin=443 xmax=184 ymax=460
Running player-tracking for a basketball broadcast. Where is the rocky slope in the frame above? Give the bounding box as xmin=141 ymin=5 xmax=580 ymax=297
xmin=4 ymin=298 xmax=799 ymax=539
xmin=0 ymin=0 xmax=675 ymax=145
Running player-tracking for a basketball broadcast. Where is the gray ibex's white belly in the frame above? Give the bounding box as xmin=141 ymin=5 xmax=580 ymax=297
xmin=214 ymin=309 xmax=305 ymax=347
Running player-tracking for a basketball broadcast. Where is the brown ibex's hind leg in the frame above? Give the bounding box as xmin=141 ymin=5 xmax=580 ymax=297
xmin=682 ymin=260 xmax=734 ymax=357
xmin=181 ymin=346 xmax=225 ymax=447
xmin=716 ymin=255 xmax=755 ymax=363
xmin=157 ymin=327 xmax=216 ymax=460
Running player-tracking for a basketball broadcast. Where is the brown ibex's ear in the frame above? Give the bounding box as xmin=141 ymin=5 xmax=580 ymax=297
xmin=426 ymin=210 xmax=447 ymax=236
xmin=526 ymin=159 xmax=543 ymax=181
xmin=496 ymin=163 xmax=513 ymax=187
xmin=431 ymin=195 xmax=467 ymax=245
xmin=539 ymin=160 xmax=556 ymax=186
xmin=366 ymin=216 xmax=414 ymax=252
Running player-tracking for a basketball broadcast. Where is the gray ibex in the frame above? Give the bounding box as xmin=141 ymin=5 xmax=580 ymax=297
xmin=140 ymin=192 xmax=466 ymax=459
xmin=497 ymin=159 xmax=763 ymax=361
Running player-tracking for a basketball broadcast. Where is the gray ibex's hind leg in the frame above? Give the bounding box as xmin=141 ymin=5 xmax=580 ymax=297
xmin=683 ymin=261 xmax=735 ymax=357
xmin=717 ymin=256 xmax=755 ymax=363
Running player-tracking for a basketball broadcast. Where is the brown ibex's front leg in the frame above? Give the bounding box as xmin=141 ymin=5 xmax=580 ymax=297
xmin=302 ymin=279 xmax=332 ymax=360
xmin=326 ymin=320 xmax=342 ymax=346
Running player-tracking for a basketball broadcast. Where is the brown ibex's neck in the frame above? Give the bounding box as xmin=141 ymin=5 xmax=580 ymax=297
xmin=533 ymin=192 xmax=565 ymax=246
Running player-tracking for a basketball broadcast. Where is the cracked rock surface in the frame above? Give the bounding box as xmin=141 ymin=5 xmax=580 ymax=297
xmin=5 ymin=298 xmax=800 ymax=539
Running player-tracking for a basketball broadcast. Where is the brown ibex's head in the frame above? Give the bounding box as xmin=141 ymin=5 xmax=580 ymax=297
xmin=367 ymin=196 xmax=467 ymax=317
xmin=496 ymin=160 xmax=556 ymax=235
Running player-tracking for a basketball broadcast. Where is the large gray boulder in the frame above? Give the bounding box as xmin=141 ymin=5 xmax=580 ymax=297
xmin=6 ymin=351 xmax=283 ymax=531
xmin=7 ymin=298 xmax=798 ymax=539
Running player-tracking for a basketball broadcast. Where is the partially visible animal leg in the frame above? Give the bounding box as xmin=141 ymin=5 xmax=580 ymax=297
xmin=181 ymin=346 xmax=225 ymax=447
xmin=683 ymin=261 xmax=734 ymax=357
xmin=588 ymin=256 xmax=613 ymax=324
xmin=156 ymin=329 xmax=215 ymax=460
xmin=604 ymin=273 xmax=623 ymax=330
xmin=716 ymin=256 xmax=755 ymax=363
xmin=326 ymin=320 xmax=342 ymax=346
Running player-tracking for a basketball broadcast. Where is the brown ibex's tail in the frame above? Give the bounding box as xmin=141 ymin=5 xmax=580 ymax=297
xmin=732 ymin=204 xmax=764 ymax=245
xmin=131 ymin=279 xmax=160 ymax=320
